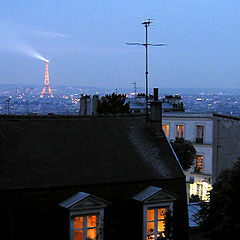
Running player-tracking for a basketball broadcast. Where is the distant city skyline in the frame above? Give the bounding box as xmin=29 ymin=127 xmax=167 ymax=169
xmin=0 ymin=1 xmax=240 ymax=89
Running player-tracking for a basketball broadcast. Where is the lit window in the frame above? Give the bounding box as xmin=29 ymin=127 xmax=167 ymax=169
xmin=146 ymin=207 xmax=167 ymax=239
xmin=176 ymin=125 xmax=184 ymax=138
xmin=196 ymin=125 xmax=204 ymax=143
xmin=74 ymin=215 xmax=98 ymax=240
xmin=162 ymin=124 xmax=169 ymax=138
xmin=59 ymin=192 xmax=109 ymax=240
xmin=195 ymin=155 xmax=203 ymax=173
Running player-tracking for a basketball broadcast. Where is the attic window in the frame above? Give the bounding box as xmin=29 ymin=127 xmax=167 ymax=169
xmin=59 ymin=192 xmax=110 ymax=240
xmin=132 ymin=186 xmax=176 ymax=240
xmin=147 ymin=207 xmax=167 ymax=239
xmin=74 ymin=215 xmax=99 ymax=240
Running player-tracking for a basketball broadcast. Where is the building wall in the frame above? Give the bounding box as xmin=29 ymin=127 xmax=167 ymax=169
xmin=0 ymin=178 xmax=189 ymax=240
xmin=162 ymin=114 xmax=213 ymax=176
xmin=162 ymin=114 xmax=214 ymax=201
xmin=212 ymin=115 xmax=240 ymax=182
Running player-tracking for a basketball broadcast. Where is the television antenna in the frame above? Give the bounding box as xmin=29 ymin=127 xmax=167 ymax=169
xmin=126 ymin=19 xmax=166 ymax=122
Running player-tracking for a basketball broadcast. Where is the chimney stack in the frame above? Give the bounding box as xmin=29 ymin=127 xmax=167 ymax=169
xmin=149 ymin=88 xmax=163 ymax=136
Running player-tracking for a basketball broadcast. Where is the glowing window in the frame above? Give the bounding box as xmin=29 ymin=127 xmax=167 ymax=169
xmin=176 ymin=125 xmax=184 ymax=138
xmin=146 ymin=207 xmax=167 ymax=239
xmin=162 ymin=124 xmax=169 ymax=138
xmin=195 ymin=155 xmax=203 ymax=173
xmin=74 ymin=215 xmax=98 ymax=240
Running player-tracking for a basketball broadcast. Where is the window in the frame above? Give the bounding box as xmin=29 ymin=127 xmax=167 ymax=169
xmin=196 ymin=125 xmax=204 ymax=143
xmin=162 ymin=124 xmax=169 ymax=138
xmin=74 ymin=215 xmax=99 ymax=240
xmin=195 ymin=155 xmax=203 ymax=173
xmin=176 ymin=125 xmax=184 ymax=138
xmin=146 ymin=207 xmax=167 ymax=239
xmin=59 ymin=191 xmax=109 ymax=240
xmin=132 ymin=186 xmax=176 ymax=240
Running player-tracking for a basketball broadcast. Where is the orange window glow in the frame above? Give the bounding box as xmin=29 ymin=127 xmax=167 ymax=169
xmin=74 ymin=215 xmax=98 ymax=240
xmin=146 ymin=208 xmax=167 ymax=239
xmin=176 ymin=125 xmax=184 ymax=138
xmin=196 ymin=155 xmax=203 ymax=172
xmin=162 ymin=124 xmax=169 ymax=137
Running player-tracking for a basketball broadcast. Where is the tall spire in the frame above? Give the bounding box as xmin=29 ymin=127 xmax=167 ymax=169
xmin=40 ymin=60 xmax=53 ymax=98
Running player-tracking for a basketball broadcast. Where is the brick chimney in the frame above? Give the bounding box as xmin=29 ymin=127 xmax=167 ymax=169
xmin=149 ymin=88 xmax=163 ymax=136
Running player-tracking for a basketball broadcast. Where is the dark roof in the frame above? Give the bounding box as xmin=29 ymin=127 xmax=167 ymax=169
xmin=0 ymin=115 xmax=184 ymax=189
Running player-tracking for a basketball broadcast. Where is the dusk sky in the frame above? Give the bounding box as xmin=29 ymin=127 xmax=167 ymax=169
xmin=0 ymin=1 xmax=239 ymax=89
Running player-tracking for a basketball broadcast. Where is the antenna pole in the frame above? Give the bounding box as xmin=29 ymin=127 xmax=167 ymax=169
xmin=143 ymin=20 xmax=150 ymax=122
xmin=126 ymin=19 xmax=166 ymax=123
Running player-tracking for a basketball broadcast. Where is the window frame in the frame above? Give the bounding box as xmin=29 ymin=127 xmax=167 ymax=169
xmin=143 ymin=202 xmax=174 ymax=240
xmin=162 ymin=124 xmax=170 ymax=138
xmin=70 ymin=208 xmax=104 ymax=240
xmin=175 ymin=124 xmax=184 ymax=138
xmin=195 ymin=154 xmax=204 ymax=173
xmin=195 ymin=124 xmax=205 ymax=143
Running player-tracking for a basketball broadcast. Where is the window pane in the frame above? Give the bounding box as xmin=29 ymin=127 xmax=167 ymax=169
xmin=196 ymin=155 xmax=203 ymax=172
xmin=158 ymin=220 xmax=165 ymax=232
xmin=162 ymin=124 xmax=169 ymax=137
xmin=87 ymin=228 xmax=96 ymax=240
xmin=147 ymin=222 xmax=154 ymax=239
xmin=74 ymin=217 xmax=83 ymax=229
xmin=74 ymin=230 xmax=83 ymax=240
xmin=158 ymin=208 xmax=166 ymax=220
xmin=87 ymin=215 xmax=96 ymax=228
xmin=147 ymin=209 xmax=154 ymax=221
xmin=196 ymin=125 xmax=204 ymax=138
xmin=176 ymin=125 xmax=184 ymax=138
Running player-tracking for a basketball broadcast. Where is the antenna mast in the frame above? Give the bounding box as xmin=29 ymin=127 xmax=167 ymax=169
xmin=126 ymin=19 xmax=166 ymax=122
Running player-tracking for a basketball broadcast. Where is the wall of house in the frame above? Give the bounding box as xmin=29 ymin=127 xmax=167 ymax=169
xmin=0 ymin=178 xmax=189 ymax=240
xmin=162 ymin=114 xmax=213 ymax=175
xmin=212 ymin=115 xmax=240 ymax=182
xmin=162 ymin=114 xmax=214 ymax=201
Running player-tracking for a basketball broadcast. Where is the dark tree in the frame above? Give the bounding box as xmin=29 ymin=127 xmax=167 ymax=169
xmin=170 ymin=138 xmax=196 ymax=171
xmin=195 ymin=160 xmax=240 ymax=239
xmin=97 ymin=93 xmax=131 ymax=114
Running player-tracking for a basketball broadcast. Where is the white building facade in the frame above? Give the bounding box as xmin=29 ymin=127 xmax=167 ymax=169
xmin=162 ymin=112 xmax=213 ymax=201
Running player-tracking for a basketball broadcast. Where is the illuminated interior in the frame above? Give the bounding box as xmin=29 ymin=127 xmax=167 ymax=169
xmin=176 ymin=125 xmax=184 ymax=138
xmin=74 ymin=215 xmax=98 ymax=240
xmin=146 ymin=208 xmax=167 ymax=239
xmin=196 ymin=155 xmax=203 ymax=173
xmin=190 ymin=181 xmax=212 ymax=201
xmin=162 ymin=124 xmax=169 ymax=138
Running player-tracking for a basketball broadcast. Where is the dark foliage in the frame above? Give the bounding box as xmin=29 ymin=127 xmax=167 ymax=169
xmin=195 ymin=160 xmax=240 ymax=239
xmin=189 ymin=194 xmax=202 ymax=203
xmin=97 ymin=93 xmax=131 ymax=114
xmin=170 ymin=137 xmax=196 ymax=171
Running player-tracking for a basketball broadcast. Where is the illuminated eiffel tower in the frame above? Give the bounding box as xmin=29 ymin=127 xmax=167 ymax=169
xmin=40 ymin=60 xmax=54 ymax=98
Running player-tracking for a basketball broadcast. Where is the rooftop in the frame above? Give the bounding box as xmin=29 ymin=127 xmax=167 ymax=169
xmin=0 ymin=115 xmax=184 ymax=190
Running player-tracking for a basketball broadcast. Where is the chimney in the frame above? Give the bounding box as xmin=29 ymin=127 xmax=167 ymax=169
xmin=92 ymin=95 xmax=99 ymax=115
xmin=149 ymin=88 xmax=163 ymax=136
xmin=79 ymin=95 xmax=91 ymax=116
xmin=79 ymin=95 xmax=86 ymax=116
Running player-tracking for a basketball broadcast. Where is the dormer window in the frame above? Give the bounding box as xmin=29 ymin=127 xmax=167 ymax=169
xmin=133 ymin=186 xmax=176 ymax=240
xmin=147 ymin=207 xmax=168 ymax=239
xmin=59 ymin=192 xmax=110 ymax=240
xmin=74 ymin=215 xmax=98 ymax=240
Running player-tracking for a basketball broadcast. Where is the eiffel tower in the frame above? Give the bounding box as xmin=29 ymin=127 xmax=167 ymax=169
xmin=40 ymin=60 xmax=54 ymax=98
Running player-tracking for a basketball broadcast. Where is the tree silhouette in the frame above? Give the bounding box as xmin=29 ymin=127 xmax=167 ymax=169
xmin=170 ymin=137 xmax=196 ymax=171
xmin=195 ymin=160 xmax=240 ymax=239
xmin=97 ymin=93 xmax=131 ymax=114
